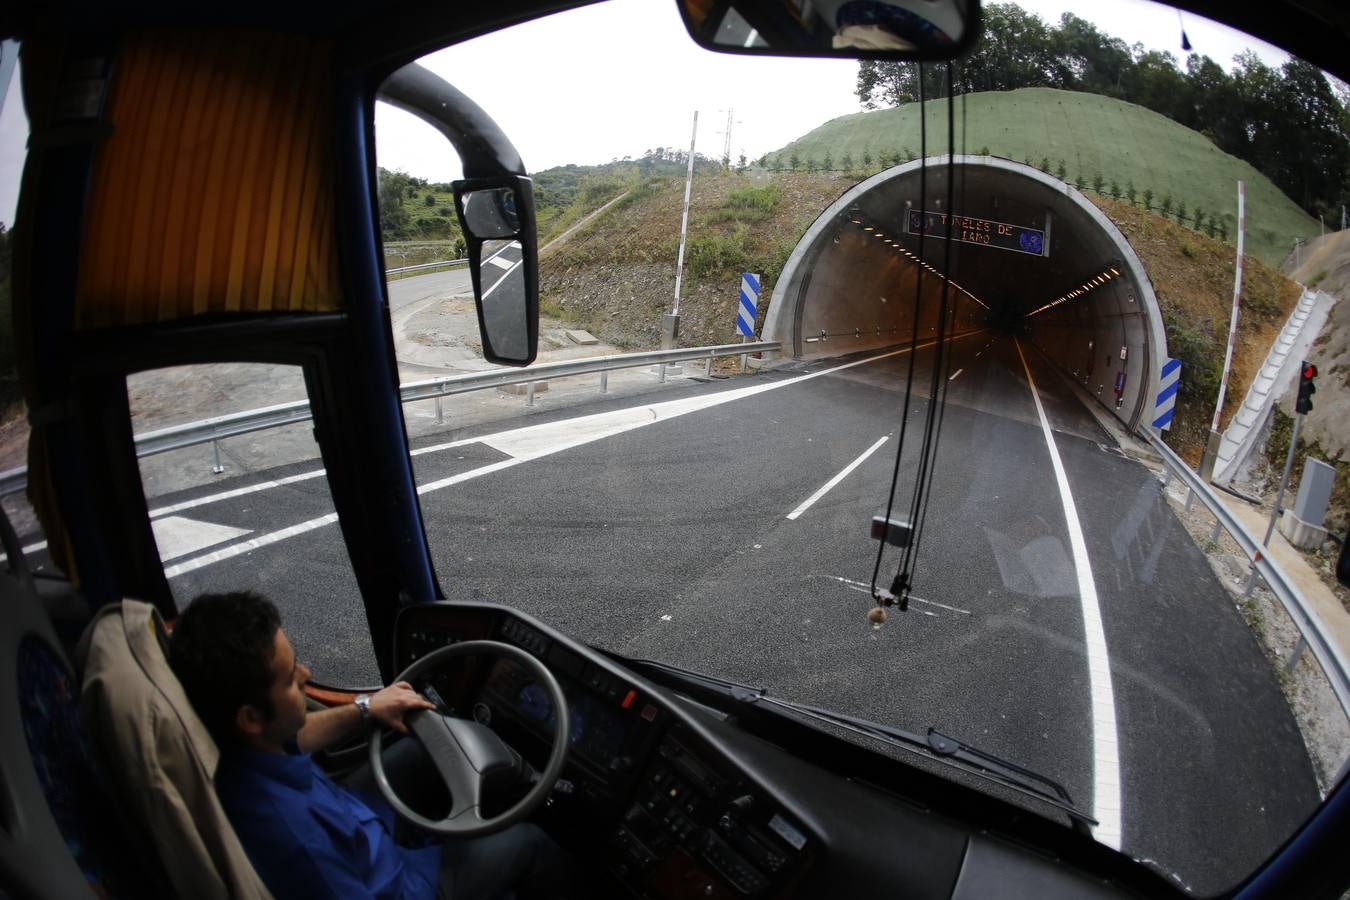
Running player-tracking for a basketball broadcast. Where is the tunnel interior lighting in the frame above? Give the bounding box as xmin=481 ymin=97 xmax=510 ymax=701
xmin=1026 ymin=264 xmax=1122 ymax=317
xmin=844 ymin=212 xmax=991 ymax=310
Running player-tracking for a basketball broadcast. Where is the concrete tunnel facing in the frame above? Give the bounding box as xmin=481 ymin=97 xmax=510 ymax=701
xmin=761 ymin=156 xmax=1170 ymax=432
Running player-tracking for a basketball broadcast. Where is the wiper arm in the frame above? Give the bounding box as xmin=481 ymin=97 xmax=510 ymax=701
xmin=756 ymin=696 xmax=1096 ymax=831
xmin=621 ymin=656 xmax=1095 ymax=832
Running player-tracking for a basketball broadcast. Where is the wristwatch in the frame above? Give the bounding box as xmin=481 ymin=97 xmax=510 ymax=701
xmin=354 ymin=694 xmax=373 ymax=720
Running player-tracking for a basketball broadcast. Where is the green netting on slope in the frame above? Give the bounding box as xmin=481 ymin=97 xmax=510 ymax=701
xmin=772 ymin=88 xmax=1318 ymax=267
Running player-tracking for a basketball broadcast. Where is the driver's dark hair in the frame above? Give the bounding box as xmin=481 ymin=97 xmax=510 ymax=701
xmin=169 ymin=591 xmax=281 ymax=744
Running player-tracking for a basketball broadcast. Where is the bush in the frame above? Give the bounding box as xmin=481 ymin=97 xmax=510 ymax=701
xmin=1109 ymin=179 xmax=1121 ymax=200
xmin=1039 ymin=157 xmax=1050 ymax=173
xmin=1309 ymin=270 xmax=1328 ymax=288
xmin=687 ymin=228 xmax=750 ymax=277
xmin=1176 ymin=201 xmax=1187 ymax=224
xmin=725 ymin=183 xmax=782 ymax=214
xmin=1055 ymin=160 xmax=1067 ymax=181
xmin=1092 ymin=173 xmax=1105 ymax=193
xmin=1142 ymin=188 xmax=1154 ymax=210
xmin=1181 ymin=241 xmax=1197 ymax=258
xmin=424 ymin=194 xmax=436 ymax=206
xmin=438 ymin=206 xmax=452 ymax=217
xmin=1126 ymin=182 xmax=1137 ymax=205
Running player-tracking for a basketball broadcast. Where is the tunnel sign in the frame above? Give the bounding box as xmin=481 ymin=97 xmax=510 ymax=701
xmin=904 ymin=209 xmax=1048 ymax=257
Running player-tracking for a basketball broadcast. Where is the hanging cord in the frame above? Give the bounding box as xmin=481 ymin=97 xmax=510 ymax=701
xmin=891 ymin=61 xmax=959 ymax=605
xmin=905 ymin=62 xmax=963 ymax=592
xmin=869 ymin=62 xmax=930 ymax=613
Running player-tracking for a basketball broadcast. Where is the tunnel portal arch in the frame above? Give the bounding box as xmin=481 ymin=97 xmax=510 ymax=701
xmin=762 ymin=156 xmax=1169 ymax=432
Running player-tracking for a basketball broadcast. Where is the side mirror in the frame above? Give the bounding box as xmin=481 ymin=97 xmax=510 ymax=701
xmin=676 ymin=0 xmax=980 ymax=60
xmin=454 ymin=176 xmax=538 ymax=366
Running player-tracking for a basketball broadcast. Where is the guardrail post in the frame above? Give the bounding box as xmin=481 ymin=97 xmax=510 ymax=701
xmin=1184 ymin=488 xmax=1196 ymax=512
xmin=435 ymin=396 xmax=444 ymax=425
xmin=211 ymin=439 xmax=224 ymax=475
xmin=526 ymin=382 xmax=536 ymax=407
xmin=1209 ymin=518 xmax=1223 ymax=543
xmin=1242 ymin=564 xmax=1261 ymax=598
xmin=600 ymin=371 xmax=608 ymax=394
xmin=1285 ymin=636 xmax=1307 ymax=674
xmin=658 ymin=364 xmax=667 ymax=384
xmin=1161 ymin=469 xmax=1172 ymax=488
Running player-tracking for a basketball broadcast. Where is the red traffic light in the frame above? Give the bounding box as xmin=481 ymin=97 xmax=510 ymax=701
xmin=1302 ymin=363 xmax=1319 ymax=381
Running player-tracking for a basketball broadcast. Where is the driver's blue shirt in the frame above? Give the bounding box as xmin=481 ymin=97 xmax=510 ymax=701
xmin=215 ymin=741 xmax=441 ymax=900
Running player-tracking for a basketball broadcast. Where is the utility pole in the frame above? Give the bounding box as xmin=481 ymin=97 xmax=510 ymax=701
xmin=1202 ymin=180 xmax=1244 ymax=482
xmin=716 ymin=108 xmax=739 ymax=173
xmin=668 ymin=111 xmax=698 ymax=352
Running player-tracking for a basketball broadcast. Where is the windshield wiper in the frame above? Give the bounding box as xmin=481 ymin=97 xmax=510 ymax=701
xmin=624 ymin=656 xmax=1096 ymax=833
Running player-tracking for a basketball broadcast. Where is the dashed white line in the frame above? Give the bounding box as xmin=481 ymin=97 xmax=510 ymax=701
xmin=156 ymin=333 xmax=981 ymax=577
xmin=1013 ymin=338 xmax=1122 ymax=850
xmin=785 ymin=436 xmax=889 ymax=521
xmin=948 ymin=368 xmax=964 ymax=381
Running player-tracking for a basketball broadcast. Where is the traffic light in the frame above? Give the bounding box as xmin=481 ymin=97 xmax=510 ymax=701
xmin=1296 ymin=361 xmax=1318 ymax=415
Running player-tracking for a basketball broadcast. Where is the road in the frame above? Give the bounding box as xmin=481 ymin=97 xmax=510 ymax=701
xmin=50 ymin=331 xmax=1322 ymax=894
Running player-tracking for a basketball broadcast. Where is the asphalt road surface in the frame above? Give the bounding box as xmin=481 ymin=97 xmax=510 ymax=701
xmin=38 ymin=331 xmax=1320 ymax=894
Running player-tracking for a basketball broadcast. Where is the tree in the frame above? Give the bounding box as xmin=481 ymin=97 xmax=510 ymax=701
xmin=1218 ymin=222 xmax=1228 ymax=241
xmin=841 ymin=151 xmax=855 ymax=171
xmin=1143 ymin=188 xmax=1154 ymax=210
xmin=737 ymin=152 xmax=748 ymax=172
xmin=424 ymin=193 xmax=436 ymax=206
xmin=1126 ymin=181 xmax=1137 ymax=205
xmin=1207 ymin=219 xmax=1218 ymax=238
xmin=378 ymin=168 xmax=413 ymax=239
xmin=1160 ymin=194 xmax=1173 ymax=217
xmin=1175 ymin=200 xmax=1187 ymax=224
xmin=1039 ymin=157 xmax=1051 ymax=173
xmin=1109 ymin=179 xmax=1121 ymax=199
xmin=789 ymin=150 xmax=801 ymax=171
xmin=1092 ymin=173 xmax=1105 ymax=194
xmin=1192 ymin=208 xmax=1205 ymax=231
xmin=862 ymin=147 xmax=873 ymax=168
xmin=805 ymin=157 xmax=818 ymax=173
xmin=823 ymin=151 xmax=834 ymax=171
xmin=1055 ymin=160 xmax=1067 ymax=181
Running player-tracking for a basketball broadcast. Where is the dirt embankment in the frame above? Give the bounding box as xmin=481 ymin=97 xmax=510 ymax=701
xmin=1088 ymin=196 xmax=1301 ymax=463
xmin=540 ymin=173 xmax=854 ymax=350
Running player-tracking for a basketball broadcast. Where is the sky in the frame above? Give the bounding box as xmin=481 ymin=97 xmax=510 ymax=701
xmin=0 ymin=1 xmax=1297 ymax=225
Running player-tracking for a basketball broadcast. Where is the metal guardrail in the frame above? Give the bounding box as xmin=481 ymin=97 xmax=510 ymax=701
xmin=0 ymin=341 xmax=780 ymax=497
xmin=1144 ymin=428 xmax=1350 ymax=721
xmin=385 ymin=258 xmax=468 ymax=275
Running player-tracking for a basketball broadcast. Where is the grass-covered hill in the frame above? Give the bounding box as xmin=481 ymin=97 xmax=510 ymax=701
xmin=766 ymin=88 xmax=1319 ymax=268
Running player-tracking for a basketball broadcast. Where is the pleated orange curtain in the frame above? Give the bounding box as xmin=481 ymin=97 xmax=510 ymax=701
xmin=75 ymin=32 xmax=345 ymax=329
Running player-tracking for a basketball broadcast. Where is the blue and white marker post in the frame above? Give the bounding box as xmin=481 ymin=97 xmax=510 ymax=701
xmin=737 ymin=273 xmax=760 ymax=372
xmin=1152 ymin=357 xmax=1181 ymax=430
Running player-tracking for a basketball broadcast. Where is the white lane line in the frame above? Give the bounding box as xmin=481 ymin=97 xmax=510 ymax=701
xmin=785 ymin=436 xmax=888 ymax=521
xmin=486 ymin=255 xmax=514 ymax=270
xmin=163 ymin=513 xmax=339 ymax=579
xmin=164 ymin=333 xmax=983 ymax=578
xmin=482 ymin=257 xmax=524 ymax=299
xmin=1013 ymin=338 xmax=1121 ymax=850
xmin=948 ymin=368 xmax=964 ymax=381
xmin=149 ymin=469 xmax=329 ymax=519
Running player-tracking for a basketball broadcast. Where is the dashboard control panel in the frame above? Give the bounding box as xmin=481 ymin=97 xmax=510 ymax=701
xmin=610 ymin=730 xmax=810 ymax=897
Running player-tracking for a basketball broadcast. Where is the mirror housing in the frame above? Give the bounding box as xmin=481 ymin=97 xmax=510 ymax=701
xmin=379 ymin=64 xmax=538 ymax=366
xmin=676 ymin=0 xmax=980 ymax=60
xmin=454 ymin=176 xmax=538 ymax=365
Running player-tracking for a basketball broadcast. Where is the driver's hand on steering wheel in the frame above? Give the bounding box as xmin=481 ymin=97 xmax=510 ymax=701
xmin=369 ymin=681 xmax=437 ymax=733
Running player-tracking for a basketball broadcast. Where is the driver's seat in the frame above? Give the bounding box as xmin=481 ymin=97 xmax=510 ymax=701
xmin=78 ymin=598 xmax=274 ymax=900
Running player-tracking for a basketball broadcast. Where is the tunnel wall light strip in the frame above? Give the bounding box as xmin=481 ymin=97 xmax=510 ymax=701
xmin=1026 ymin=265 xmax=1119 ymax=317
xmin=842 ymin=211 xmax=991 ymax=310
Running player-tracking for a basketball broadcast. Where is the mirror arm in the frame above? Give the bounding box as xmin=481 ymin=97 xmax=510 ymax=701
xmin=378 ymin=62 xmax=525 ymax=179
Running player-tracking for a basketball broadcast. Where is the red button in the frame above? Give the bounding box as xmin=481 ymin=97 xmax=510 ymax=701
xmin=621 ymin=689 xmax=636 ymax=710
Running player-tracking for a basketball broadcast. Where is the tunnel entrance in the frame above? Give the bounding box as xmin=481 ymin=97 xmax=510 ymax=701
xmin=761 ymin=156 xmax=1168 ymax=432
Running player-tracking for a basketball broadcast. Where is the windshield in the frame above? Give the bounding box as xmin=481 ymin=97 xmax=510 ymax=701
xmin=365 ymin=3 xmax=1348 ymax=891
xmin=9 ymin=2 xmax=1343 ymax=896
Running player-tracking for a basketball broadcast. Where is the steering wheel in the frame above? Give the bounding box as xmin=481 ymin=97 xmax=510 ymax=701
xmin=368 ymin=640 xmax=570 ymax=837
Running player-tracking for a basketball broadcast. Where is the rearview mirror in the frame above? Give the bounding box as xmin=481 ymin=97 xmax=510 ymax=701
xmin=676 ymin=0 xmax=979 ymax=59
xmin=454 ymin=176 xmax=538 ymax=366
